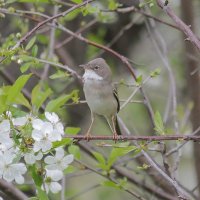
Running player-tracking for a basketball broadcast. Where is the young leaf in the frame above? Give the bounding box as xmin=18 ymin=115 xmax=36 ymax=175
xmin=20 ymin=62 xmax=34 ymax=73
xmin=15 ymin=92 xmax=31 ymax=109
xmin=92 ymin=151 xmax=106 ymax=166
xmin=29 ymin=165 xmax=43 ymax=187
xmin=71 ymin=0 xmax=82 ymax=3
xmin=154 ymin=111 xmax=165 ymax=135
xmin=25 ymin=36 xmax=36 ymax=51
xmin=45 ymin=93 xmax=73 ymax=112
xmin=32 ymin=45 xmax=38 ymax=57
xmin=52 ymin=138 xmax=72 ymax=148
xmin=68 ymin=145 xmax=81 ymax=159
xmin=31 ymin=84 xmax=52 ymax=111
xmin=136 ymin=75 xmax=143 ymax=85
xmin=6 ymin=74 xmax=32 ymax=104
xmin=49 ymin=70 xmax=69 ymax=79
xmin=101 ymin=180 xmax=120 ymax=189
xmin=65 ymin=127 xmax=80 ymax=135
xmin=107 ymin=146 xmax=137 ymax=168
xmin=36 ymin=187 xmax=49 ymax=200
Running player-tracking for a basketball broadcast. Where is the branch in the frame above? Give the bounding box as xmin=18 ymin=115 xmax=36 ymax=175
xmin=12 ymin=0 xmax=93 ymax=50
xmin=65 ymin=134 xmax=200 ymax=141
xmin=0 ymin=179 xmax=28 ymax=200
xmin=156 ymin=0 xmax=200 ymax=51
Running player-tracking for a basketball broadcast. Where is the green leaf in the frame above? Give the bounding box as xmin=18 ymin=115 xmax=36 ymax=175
xmin=25 ymin=36 xmax=36 ymax=51
xmin=150 ymin=68 xmax=161 ymax=77
xmin=20 ymin=62 xmax=34 ymax=73
xmin=154 ymin=111 xmax=165 ymax=135
xmin=65 ymin=127 xmax=80 ymax=135
xmin=32 ymin=45 xmax=38 ymax=57
xmin=32 ymin=84 xmax=52 ymax=111
xmin=107 ymin=146 xmax=137 ymax=167
xmin=64 ymin=8 xmax=81 ymax=21
xmin=136 ymin=75 xmax=143 ymax=85
xmin=6 ymin=74 xmax=32 ymax=104
xmin=15 ymin=92 xmax=31 ymax=109
xmin=29 ymin=165 xmax=43 ymax=187
xmin=71 ymin=0 xmax=82 ymax=3
xmin=101 ymin=180 xmax=120 ymax=189
xmin=92 ymin=151 xmax=106 ymax=166
xmin=45 ymin=93 xmax=73 ymax=112
xmin=49 ymin=70 xmax=69 ymax=79
xmin=37 ymin=34 xmax=49 ymax=44
xmin=52 ymin=138 xmax=72 ymax=148
xmin=68 ymin=145 xmax=81 ymax=159
xmin=108 ymin=0 xmax=121 ymax=10
xmin=36 ymin=187 xmax=49 ymax=200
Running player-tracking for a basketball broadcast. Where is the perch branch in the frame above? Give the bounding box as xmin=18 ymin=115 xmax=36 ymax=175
xmin=65 ymin=134 xmax=200 ymax=141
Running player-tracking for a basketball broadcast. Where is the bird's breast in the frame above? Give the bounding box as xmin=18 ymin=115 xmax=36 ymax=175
xmin=83 ymin=79 xmax=118 ymax=117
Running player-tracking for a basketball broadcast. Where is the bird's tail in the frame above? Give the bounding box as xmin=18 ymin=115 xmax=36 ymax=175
xmin=116 ymin=116 xmax=122 ymax=135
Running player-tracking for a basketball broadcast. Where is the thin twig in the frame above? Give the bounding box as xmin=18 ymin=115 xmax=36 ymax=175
xmin=55 ymin=18 xmax=98 ymax=49
xmin=156 ymin=0 xmax=200 ymax=51
xmin=42 ymin=5 xmax=59 ymax=80
xmin=12 ymin=0 xmax=93 ymax=50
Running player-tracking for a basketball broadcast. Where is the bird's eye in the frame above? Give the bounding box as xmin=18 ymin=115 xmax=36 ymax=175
xmin=94 ymin=65 xmax=99 ymax=70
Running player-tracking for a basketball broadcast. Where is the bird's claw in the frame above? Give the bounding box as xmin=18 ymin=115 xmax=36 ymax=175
xmin=112 ymin=133 xmax=118 ymax=143
xmin=84 ymin=132 xmax=91 ymax=142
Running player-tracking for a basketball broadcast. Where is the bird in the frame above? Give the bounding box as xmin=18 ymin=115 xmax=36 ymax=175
xmin=79 ymin=58 xmax=121 ymax=141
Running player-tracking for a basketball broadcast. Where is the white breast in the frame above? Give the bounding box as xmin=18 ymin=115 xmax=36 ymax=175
xmin=83 ymin=69 xmax=103 ymax=81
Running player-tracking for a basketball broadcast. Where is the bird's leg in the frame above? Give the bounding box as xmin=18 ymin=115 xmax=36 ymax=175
xmin=111 ymin=115 xmax=118 ymax=142
xmin=85 ymin=112 xmax=94 ymax=141
xmin=106 ymin=116 xmax=118 ymax=143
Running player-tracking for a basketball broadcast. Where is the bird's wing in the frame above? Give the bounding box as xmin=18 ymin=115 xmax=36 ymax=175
xmin=113 ymin=88 xmax=120 ymax=113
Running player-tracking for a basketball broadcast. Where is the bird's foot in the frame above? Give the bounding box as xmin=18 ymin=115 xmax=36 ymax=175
xmin=112 ymin=132 xmax=118 ymax=143
xmin=84 ymin=132 xmax=91 ymax=142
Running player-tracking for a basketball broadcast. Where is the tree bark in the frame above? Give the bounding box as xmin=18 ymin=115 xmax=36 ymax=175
xmin=181 ymin=0 xmax=200 ymax=196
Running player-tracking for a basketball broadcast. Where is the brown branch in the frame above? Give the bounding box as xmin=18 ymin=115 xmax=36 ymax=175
xmin=116 ymin=6 xmax=179 ymax=30
xmin=65 ymin=134 xmax=200 ymax=141
xmin=0 ymin=179 xmax=28 ymax=200
xmin=156 ymin=0 xmax=200 ymax=51
xmin=12 ymin=0 xmax=93 ymax=50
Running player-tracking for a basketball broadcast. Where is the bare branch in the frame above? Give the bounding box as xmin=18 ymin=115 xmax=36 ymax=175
xmin=65 ymin=134 xmax=200 ymax=141
xmin=0 ymin=180 xmax=28 ymax=200
xmin=156 ymin=0 xmax=200 ymax=51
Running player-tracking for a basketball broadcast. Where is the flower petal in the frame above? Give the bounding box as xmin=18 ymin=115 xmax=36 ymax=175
xmin=32 ymin=119 xmax=44 ymax=130
xmin=32 ymin=129 xmax=43 ymax=140
xmin=0 ymin=120 xmax=10 ymax=132
xmin=49 ymin=182 xmax=62 ymax=193
xmin=55 ymin=148 xmax=64 ymax=160
xmin=62 ymin=154 xmax=74 ymax=167
xmin=44 ymin=156 xmax=55 ymax=164
xmin=12 ymin=116 xmax=27 ymax=126
xmin=45 ymin=112 xmax=59 ymax=124
xmin=46 ymin=170 xmax=63 ymax=181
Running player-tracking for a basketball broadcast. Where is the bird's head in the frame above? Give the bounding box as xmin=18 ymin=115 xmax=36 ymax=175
xmin=79 ymin=58 xmax=112 ymax=82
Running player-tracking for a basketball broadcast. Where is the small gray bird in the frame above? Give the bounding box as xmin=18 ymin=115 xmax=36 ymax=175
xmin=80 ymin=58 xmax=120 ymax=140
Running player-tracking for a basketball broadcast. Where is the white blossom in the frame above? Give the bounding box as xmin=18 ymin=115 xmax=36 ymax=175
xmin=42 ymin=170 xmax=63 ymax=193
xmin=45 ymin=112 xmax=59 ymax=124
xmin=45 ymin=112 xmax=64 ymax=139
xmin=0 ymin=120 xmax=13 ymax=148
xmin=24 ymin=151 xmax=43 ymax=164
xmin=12 ymin=116 xmax=29 ymax=126
xmin=0 ymin=150 xmax=27 ymax=184
xmin=45 ymin=148 xmax=73 ymax=170
xmin=32 ymin=118 xmax=63 ymax=152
